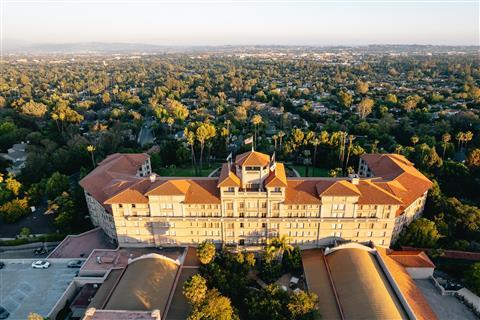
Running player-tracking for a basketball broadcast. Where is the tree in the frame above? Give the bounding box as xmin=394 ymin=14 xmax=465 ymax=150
xmin=185 ymin=128 xmax=197 ymax=175
xmin=355 ymin=80 xmax=369 ymax=94
xmin=251 ymin=114 xmax=263 ymax=148
xmin=45 ymin=172 xmax=70 ymax=200
xmin=196 ymin=123 xmax=216 ymax=170
xmin=0 ymin=198 xmax=30 ymax=223
xmin=442 ymin=133 xmax=451 ymax=159
xmin=87 ymin=145 xmax=96 ymax=168
xmin=410 ymin=135 xmax=419 ymax=147
xmin=465 ymin=263 xmax=480 ymax=295
xmin=466 ymin=148 xmax=480 ymax=168
xmin=357 ymin=97 xmax=374 ymax=119
xmin=20 ymin=100 xmax=48 ymax=117
xmin=337 ymin=90 xmax=352 ymax=108
xmin=5 ymin=174 xmax=22 ymax=196
xmin=27 ymin=313 xmax=44 ymax=320
xmin=197 ymin=240 xmax=216 ymax=264
xmin=183 ymin=274 xmax=208 ymax=305
xmin=20 ymin=227 xmax=31 ymax=237
xmin=399 ymin=218 xmax=441 ymax=248
xmin=287 ymin=290 xmax=319 ymax=320
xmin=385 ymin=93 xmax=397 ymax=105
xmin=188 ymin=289 xmax=236 ymax=320
xmin=402 ymin=95 xmax=421 ymax=111
xmin=102 ymin=92 xmax=111 ymax=105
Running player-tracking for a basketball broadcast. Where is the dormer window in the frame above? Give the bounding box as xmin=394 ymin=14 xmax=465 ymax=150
xmin=273 ymin=187 xmax=281 ymax=193
xmin=227 ymin=187 xmax=235 ymax=193
xmin=245 ymin=166 xmax=261 ymax=171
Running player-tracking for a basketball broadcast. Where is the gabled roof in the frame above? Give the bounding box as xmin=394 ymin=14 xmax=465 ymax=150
xmin=235 ymin=151 xmax=270 ymax=167
xmin=146 ymin=180 xmax=190 ymax=196
xmin=356 ymin=180 xmax=404 ymax=205
xmin=184 ymin=179 xmax=221 ymax=204
xmin=217 ymin=163 xmax=241 ymax=187
xmin=264 ymin=163 xmax=287 ymax=187
xmin=79 ymin=153 xmax=149 ymax=207
xmin=361 ymin=154 xmax=433 ymax=214
xmin=315 ymin=180 xmax=360 ymax=197
xmin=285 ymin=179 xmax=321 ymax=204
xmin=388 ymin=250 xmax=435 ymax=268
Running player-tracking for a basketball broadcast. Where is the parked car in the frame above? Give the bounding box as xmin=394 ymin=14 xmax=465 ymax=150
xmin=0 ymin=262 xmax=5 ymax=269
xmin=0 ymin=306 xmax=9 ymax=319
xmin=31 ymin=260 xmax=50 ymax=269
xmin=33 ymin=248 xmax=47 ymax=255
xmin=67 ymin=260 xmax=83 ymax=268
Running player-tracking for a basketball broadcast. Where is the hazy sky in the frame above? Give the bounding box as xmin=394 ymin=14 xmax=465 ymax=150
xmin=2 ymin=0 xmax=479 ymax=45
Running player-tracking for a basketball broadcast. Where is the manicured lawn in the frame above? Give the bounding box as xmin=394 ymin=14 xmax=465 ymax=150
xmin=290 ymin=165 xmax=329 ymax=177
xmin=157 ymin=165 xmax=220 ymax=177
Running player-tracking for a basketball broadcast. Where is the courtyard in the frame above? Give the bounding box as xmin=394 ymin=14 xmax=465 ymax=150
xmin=0 ymin=260 xmax=77 ymax=319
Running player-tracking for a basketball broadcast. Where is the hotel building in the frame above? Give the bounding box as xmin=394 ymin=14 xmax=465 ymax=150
xmin=79 ymin=151 xmax=432 ymax=248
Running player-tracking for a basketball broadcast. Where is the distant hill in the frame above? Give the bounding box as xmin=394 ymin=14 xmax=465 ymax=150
xmin=3 ymin=40 xmax=479 ymax=55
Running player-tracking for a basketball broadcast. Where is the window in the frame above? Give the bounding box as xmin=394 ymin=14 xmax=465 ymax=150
xmin=261 ymin=202 xmax=267 ymax=208
xmin=227 ymin=187 xmax=234 ymax=192
xmin=227 ymin=203 xmax=234 ymax=210
xmin=262 ymin=223 xmax=266 ymax=228
xmin=273 ymin=187 xmax=281 ymax=193
xmin=119 ymin=204 xmax=123 ymax=208
xmin=240 ymin=223 xmax=244 ymax=228
xmin=132 ymin=204 xmax=136 ymax=208
xmin=239 ymin=212 xmax=244 ymax=218
xmin=239 ymin=202 xmax=245 ymax=208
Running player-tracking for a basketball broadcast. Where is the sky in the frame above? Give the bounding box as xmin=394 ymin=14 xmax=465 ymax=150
xmin=2 ymin=0 xmax=479 ymax=46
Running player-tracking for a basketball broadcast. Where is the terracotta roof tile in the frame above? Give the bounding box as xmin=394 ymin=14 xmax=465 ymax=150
xmin=146 ymin=179 xmax=190 ymax=196
xmin=316 ymin=180 xmax=361 ymax=197
xmin=184 ymin=179 xmax=221 ymax=204
xmin=356 ymin=180 xmax=404 ymax=205
xmin=388 ymin=251 xmax=435 ymax=268
xmin=264 ymin=163 xmax=287 ymax=187
xmin=217 ymin=163 xmax=241 ymax=187
xmin=285 ymin=179 xmax=321 ymax=204
xmin=235 ymin=151 xmax=270 ymax=167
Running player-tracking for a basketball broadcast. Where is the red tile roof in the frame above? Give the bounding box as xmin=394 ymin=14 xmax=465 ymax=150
xmin=388 ymin=251 xmax=436 ymax=268
xmin=79 ymin=153 xmax=149 ymax=209
xmin=235 ymin=151 xmax=271 ymax=167
xmin=217 ymin=163 xmax=241 ymax=187
xmin=285 ymin=179 xmax=322 ymax=204
xmin=264 ymin=163 xmax=288 ymax=187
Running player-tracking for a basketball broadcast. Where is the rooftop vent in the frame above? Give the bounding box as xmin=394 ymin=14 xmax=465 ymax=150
xmin=149 ymin=173 xmax=157 ymax=182
xmin=348 ymin=173 xmax=360 ymax=185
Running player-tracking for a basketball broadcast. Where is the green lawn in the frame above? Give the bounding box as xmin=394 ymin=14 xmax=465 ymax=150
xmin=157 ymin=165 xmax=220 ymax=177
xmin=290 ymin=165 xmax=329 ymax=177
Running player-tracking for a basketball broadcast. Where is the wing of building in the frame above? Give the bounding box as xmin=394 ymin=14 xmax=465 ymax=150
xmin=301 ymin=242 xmax=437 ymax=320
xmin=79 ymin=151 xmax=432 ymax=248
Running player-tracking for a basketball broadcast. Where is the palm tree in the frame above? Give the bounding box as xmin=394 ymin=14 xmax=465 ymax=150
xmin=251 ymin=114 xmax=263 ymax=149
xmin=272 ymin=134 xmax=278 ymax=150
xmin=278 ymin=131 xmax=285 ymax=152
xmin=185 ymin=128 xmax=197 ymax=175
xmin=442 ymin=133 xmax=451 ymax=159
xmin=411 ymin=135 xmax=419 ymax=147
xmin=266 ymin=235 xmax=293 ymax=262
xmin=464 ymin=131 xmax=473 ymax=149
xmin=456 ymin=132 xmax=465 ymax=150
xmin=311 ymin=138 xmax=320 ymax=169
xmin=87 ymin=145 xmax=96 ymax=168
xmin=344 ymin=135 xmax=355 ymax=172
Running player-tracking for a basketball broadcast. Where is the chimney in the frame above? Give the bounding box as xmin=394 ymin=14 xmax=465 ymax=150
xmin=348 ymin=173 xmax=360 ymax=185
xmin=149 ymin=173 xmax=157 ymax=182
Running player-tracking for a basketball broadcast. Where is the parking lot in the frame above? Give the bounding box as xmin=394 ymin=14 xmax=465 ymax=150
xmin=0 ymin=260 xmax=77 ymax=319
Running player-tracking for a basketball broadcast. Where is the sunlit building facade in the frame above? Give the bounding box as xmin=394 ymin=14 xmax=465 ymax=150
xmin=80 ymin=151 xmax=432 ymax=248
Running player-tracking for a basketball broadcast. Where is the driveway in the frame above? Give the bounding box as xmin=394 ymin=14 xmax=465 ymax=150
xmin=0 ymin=260 xmax=77 ymax=319
xmin=415 ymin=279 xmax=477 ymax=320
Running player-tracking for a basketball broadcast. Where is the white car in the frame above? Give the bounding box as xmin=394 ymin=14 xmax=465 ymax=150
xmin=32 ymin=260 xmax=50 ymax=269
